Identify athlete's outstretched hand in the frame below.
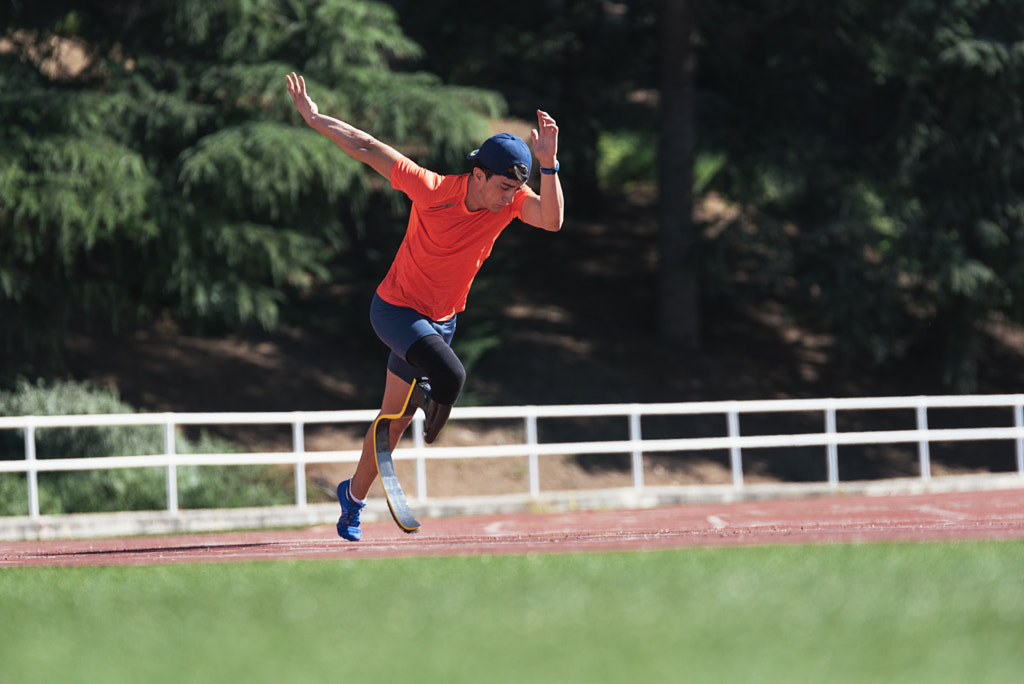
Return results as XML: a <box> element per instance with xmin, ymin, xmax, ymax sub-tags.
<box><xmin>286</xmin><ymin>72</ymin><xmax>319</xmax><ymax>123</ymax></box>
<box><xmin>531</xmin><ymin>110</ymin><xmax>559</xmax><ymax>168</ymax></box>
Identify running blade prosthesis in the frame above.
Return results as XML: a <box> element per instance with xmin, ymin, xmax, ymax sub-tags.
<box><xmin>372</xmin><ymin>379</ymin><xmax>430</xmax><ymax>533</ymax></box>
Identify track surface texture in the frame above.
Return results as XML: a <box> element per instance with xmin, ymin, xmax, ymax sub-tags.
<box><xmin>3</xmin><ymin>488</ymin><xmax>1022</xmax><ymax>567</ymax></box>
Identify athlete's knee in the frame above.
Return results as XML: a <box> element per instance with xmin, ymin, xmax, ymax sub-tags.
<box><xmin>405</xmin><ymin>334</ymin><xmax>465</xmax><ymax>405</ymax></box>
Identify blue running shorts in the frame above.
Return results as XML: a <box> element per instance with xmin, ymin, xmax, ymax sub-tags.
<box><xmin>370</xmin><ymin>292</ymin><xmax>457</xmax><ymax>383</ymax></box>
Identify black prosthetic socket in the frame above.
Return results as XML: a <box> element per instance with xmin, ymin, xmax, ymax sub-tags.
<box><xmin>422</xmin><ymin>401</ymin><xmax>452</xmax><ymax>444</ymax></box>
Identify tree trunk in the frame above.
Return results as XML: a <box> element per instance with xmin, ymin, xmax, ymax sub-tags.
<box><xmin>658</xmin><ymin>0</ymin><xmax>699</xmax><ymax>349</ymax></box>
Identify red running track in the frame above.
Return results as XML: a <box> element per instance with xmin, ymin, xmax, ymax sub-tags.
<box><xmin>2</xmin><ymin>488</ymin><xmax>1022</xmax><ymax>567</ymax></box>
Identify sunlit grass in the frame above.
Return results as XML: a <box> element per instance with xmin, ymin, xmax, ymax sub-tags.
<box><xmin>2</xmin><ymin>541</ymin><xmax>1022</xmax><ymax>683</ymax></box>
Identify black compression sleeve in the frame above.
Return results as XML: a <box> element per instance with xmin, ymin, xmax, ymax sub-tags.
<box><xmin>404</xmin><ymin>334</ymin><xmax>466</xmax><ymax>405</ymax></box>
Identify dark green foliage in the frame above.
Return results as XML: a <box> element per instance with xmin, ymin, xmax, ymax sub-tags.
<box><xmin>5</xmin><ymin>0</ymin><xmax>1024</xmax><ymax>395</ymax></box>
<box><xmin>696</xmin><ymin>0</ymin><xmax>1024</xmax><ymax>389</ymax></box>
<box><xmin>395</xmin><ymin>0</ymin><xmax>1024</xmax><ymax>390</ymax></box>
<box><xmin>1</xmin><ymin>0</ymin><xmax>504</xmax><ymax>362</ymax></box>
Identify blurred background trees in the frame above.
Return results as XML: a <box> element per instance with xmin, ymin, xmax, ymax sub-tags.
<box><xmin>694</xmin><ymin>0</ymin><xmax>1024</xmax><ymax>391</ymax></box>
<box><xmin>3</xmin><ymin>0</ymin><xmax>1024</xmax><ymax>393</ymax></box>
<box><xmin>1</xmin><ymin>0</ymin><xmax>504</xmax><ymax>361</ymax></box>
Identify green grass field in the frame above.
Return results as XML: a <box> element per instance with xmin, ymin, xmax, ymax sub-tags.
<box><xmin>2</xmin><ymin>541</ymin><xmax>1022</xmax><ymax>683</ymax></box>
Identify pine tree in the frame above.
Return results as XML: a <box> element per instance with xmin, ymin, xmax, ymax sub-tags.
<box><xmin>0</xmin><ymin>0</ymin><xmax>506</xmax><ymax>367</ymax></box>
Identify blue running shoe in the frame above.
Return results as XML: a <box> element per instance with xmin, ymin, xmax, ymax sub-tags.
<box><xmin>336</xmin><ymin>479</ymin><xmax>365</xmax><ymax>541</ymax></box>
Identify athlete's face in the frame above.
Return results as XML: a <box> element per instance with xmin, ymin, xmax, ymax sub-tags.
<box><xmin>473</xmin><ymin>169</ymin><xmax>525</xmax><ymax>212</ymax></box>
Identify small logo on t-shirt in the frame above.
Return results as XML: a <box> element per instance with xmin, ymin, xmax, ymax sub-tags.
<box><xmin>430</xmin><ymin>202</ymin><xmax>458</xmax><ymax>209</ymax></box>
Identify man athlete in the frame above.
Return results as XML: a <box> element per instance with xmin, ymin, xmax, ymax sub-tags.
<box><xmin>285</xmin><ymin>72</ymin><xmax>564</xmax><ymax>541</ymax></box>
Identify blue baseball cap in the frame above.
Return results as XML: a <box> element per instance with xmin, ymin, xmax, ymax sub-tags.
<box><xmin>467</xmin><ymin>133</ymin><xmax>532</xmax><ymax>179</ymax></box>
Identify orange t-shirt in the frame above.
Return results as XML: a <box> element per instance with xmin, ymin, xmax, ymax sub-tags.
<box><xmin>376</xmin><ymin>156</ymin><xmax>536</xmax><ymax>321</ymax></box>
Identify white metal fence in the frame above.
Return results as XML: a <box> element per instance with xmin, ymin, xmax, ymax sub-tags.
<box><xmin>2</xmin><ymin>394</ymin><xmax>1024</xmax><ymax>522</ymax></box>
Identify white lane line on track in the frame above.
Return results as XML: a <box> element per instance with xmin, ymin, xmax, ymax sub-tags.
<box><xmin>483</xmin><ymin>521</ymin><xmax>508</xmax><ymax>535</ymax></box>
<box><xmin>913</xmin><ymin>505</ymin><xmax>970</xmax><ymax>521</ymax></box>
<box><xmin>707</xmin><ymin>515</ymin><xmax>728</xmax><ymax>529</ymax></box>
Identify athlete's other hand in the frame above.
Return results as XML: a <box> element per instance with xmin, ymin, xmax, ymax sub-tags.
<box><xmin>286</xmin><ymin>72</ymin><xmax>319</xmax><ymax>123</ymax></box>
<box><xmin>531</xmin><ymin>109</ymin><xmax>558</xmax><ymax>169</ymax></box>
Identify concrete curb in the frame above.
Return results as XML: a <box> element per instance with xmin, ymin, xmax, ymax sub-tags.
<box><xmin>2</xmin><ymin>472</ymin><xmax>1022</xmax><ymax>541</ymax></box>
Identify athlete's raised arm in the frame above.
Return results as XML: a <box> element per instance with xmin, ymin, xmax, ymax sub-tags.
<box><xmin>286</xmin><ymin>72</ymin><xmax>403</xmax><ymax>180</ymax></box>
<box><xmin>520</xmin><ymin>109</ymin><xmax>563</xmax><ymax>232</ymax></box>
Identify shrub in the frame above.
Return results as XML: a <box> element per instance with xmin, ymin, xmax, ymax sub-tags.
<box><xmin>0</xmin><ymin>379</ymin><xmax>293</xmax><ymax>515</ymax></box>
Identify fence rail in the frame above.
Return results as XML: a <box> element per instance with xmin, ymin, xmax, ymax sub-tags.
<box><xmin>3</xmin><ymin>394</ymin><xmax>1024</xmax><ymax>521</ymax></box>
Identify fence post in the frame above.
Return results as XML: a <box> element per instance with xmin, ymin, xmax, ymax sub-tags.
<box><xmin>164</xmin><ymin>419</ymin><xmax>179</xmax><ymax>514</ymax></box>
<box><xmin>825</xmin><ymin>404</ymin><xmax>839</xmax><ymax>487</ymax></box>
<box><xmin>25</xmin><ymin>424</ymin><xmax>40</xmax><ymax>520</ymax></box>
<box><xmin>292</xmin><ymin>419</ymin><xmax>307</xmax><ymax>508</ymax></box>
<box><xmin>727</xmin><ymin>409</ymin><xmax>743</xmax><ymax>488</ymax></box>
<box><xmin>526</xmin><ymin>411</ymin><xmax>539</xmax><ymax>497</ymax></box>
<box><xmin>1016</xmin><ymin>402</ymin><xmax>1024</xmax><ymax>476</ymax></box>
<box><xmin>629</xmin><ymin>410</ymin><xmax>644</xmax><ymax>490</ymax></box>
<box><xmin>413</xmin><ymin>414</ymin><xmax>426</xmax><ymax>500</ymax></box>
<box><xmin>916</xmin><ymin>404</ymin><xmax>931</xmax><ymax>482</ymax></box>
